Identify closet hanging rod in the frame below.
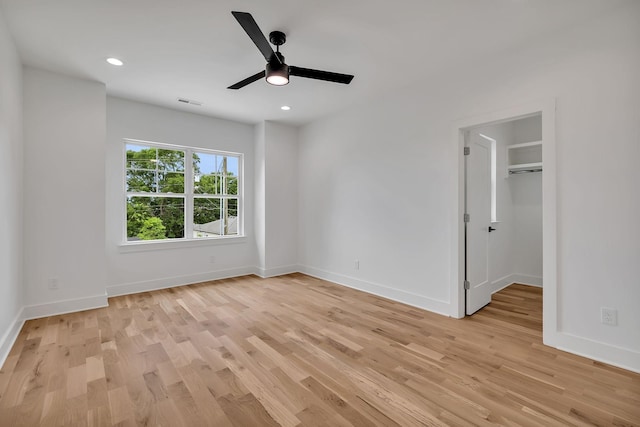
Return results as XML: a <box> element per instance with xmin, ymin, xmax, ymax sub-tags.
<box><xmin>509</xmin><ymin>168</ymin><xmax>542</xmax><ymax>175</ymax></box>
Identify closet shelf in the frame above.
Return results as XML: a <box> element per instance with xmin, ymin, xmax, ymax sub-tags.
<box><xmin>508</xmin><ymin>140</ymin><xmax>542</xmax><ymax>150</ymax></box>
<box><xmin>507</xmin><ymin>140</ymin><xmax>542</xmax><ymax>175</ymax></box>
<box><xmin>508</xmin><ymin>162</ymin><xmax>543</xmax><ymax>174</ymax></box>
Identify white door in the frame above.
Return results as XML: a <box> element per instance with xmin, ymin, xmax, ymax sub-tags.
<box><xmin>465</xmin><ymin>137</ymin><xmax>493</xmax><ymax>315</ymax></box>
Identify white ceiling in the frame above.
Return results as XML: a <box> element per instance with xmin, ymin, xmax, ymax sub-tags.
<box><xmin>0</xmin><ymin>0</ymin><xmax>623</xmax><ymax>125</ymax></box>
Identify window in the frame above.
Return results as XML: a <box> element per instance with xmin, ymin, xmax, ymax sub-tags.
<box><xmin>124</xmin><ymin>139</ymin><xmax>242</xmax><ymax>242</ymax></box>
<box><xmin>479</xmin><ymin>133</ymin><xmax>498</xmax><ymax>223</ymax></box>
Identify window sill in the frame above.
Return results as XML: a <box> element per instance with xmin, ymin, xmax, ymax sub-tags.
<box><xmin>118</xmin><ymin>235</ymin><xmax>248</xmax><ymax>253</ymax></box>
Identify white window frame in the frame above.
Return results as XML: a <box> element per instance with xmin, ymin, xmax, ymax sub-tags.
<box><xmin>121</xmin><ymin>138</ymin><xmax>244</xmax><ymax>247</ymax></box>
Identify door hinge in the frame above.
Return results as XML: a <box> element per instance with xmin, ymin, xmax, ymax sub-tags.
<box><xmin>464</xmin><ymin>213</ymin><xmax>470</xmax><ymax>223</ymax></box>
<box><xmin>464</xmin><ymin>146</ymin><xmax>470</xmax><ymax>155</ymax></box>
<box><xmin>464</xmin><ymin>280</ymin><xmax>470</xmax><ymax>290</ymax></box>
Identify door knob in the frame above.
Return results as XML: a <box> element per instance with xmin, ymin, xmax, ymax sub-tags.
<box><xmin>488</xmin><ymin>226</ymin><xmax>496</xmax><ymax>232</ymax></box>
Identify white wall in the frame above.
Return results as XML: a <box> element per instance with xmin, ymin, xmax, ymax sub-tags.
<box><xmin>254</xmin><ymin>122</ymin><xmax>267</xmax><ymax>272</ymax></box>
<box><xmin>254</xmin><ymin>121</ymin><xmax>299</xmax><ymax>277</ymax></box>
<box><xmin>263</xmin><ymin>122</ymin><xmax>298</xmax><ymax>275</ymax></box>
<box><xmin>0</xmin><ymin>8</ymin><xmax>24</xmax><ymax>364</ymax></box>
<box><xmin>298</xmin><ymin>99</ymin><xmax>452</xmax><ymax>315</ymax></box>
<box><xmin>105</xmin><ymin>97</ymin><xmax>257</xmax><ymax>295</ymax></box>
<box><xmin>23</xmin><ymin>67</ymin><xmax>108</xmax><ymax>316</ymax></box>
<box><xmin>298</xmin><ymin>2</ymin><xmax>640</xmax><ymax>371</ymax></box>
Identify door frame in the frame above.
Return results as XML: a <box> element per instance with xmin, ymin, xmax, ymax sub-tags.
<box><xmin>450</xmin><ymin>99</ymin><xmax>558</xmax><ymax>347</ymax></box>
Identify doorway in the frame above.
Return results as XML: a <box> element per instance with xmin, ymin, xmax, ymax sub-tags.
<box><xmin>465</xmin><ymin>115</ymin><xmax>543</xmax><ymax>315</ymax></box>
<box><xmin>451</xmin><ymin>100</ymin><xmax>557</xmax><ymax>346</ymax></box>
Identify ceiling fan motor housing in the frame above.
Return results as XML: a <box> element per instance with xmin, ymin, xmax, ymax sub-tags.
<box><xmin>267</xmin><ymin>33</ymin><xmax>289</xmax><ymax>86</ymax></box>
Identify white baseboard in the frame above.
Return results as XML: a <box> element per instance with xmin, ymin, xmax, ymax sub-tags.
<box><xmin>254</xmin><ymin>264</ymin><xmax>299</xmax><ymax>278</ymax></box>
<box><xmin>299</xmin><ymin>264</ymin><xmax>451</xmax><ymax>316</ymax></box>
<box><xmin>554</xmin><ymin>331</ymin><xmax>640</xmax><ymax>374</ymax></box>
<box><xmin>0</xmin><ymin>308</ymin><xmax>25</xmax><ymax>369</ymax></box>
<box><xmin>490</xmin><ymin>274</ymin><xmax>516</xmax><ymax>294</ymax></box>
<box><xmin>106</xmin><ymin>266</ymin><xmax>256</xmax><ymax>297</ymax></box>
<box><xmin>510</xmin><ymin>273</ymin><xmax>543</xmax><ymax>287</ymax></box>
<box><xmin>22</xmin><ymin>294</ymin><xmax>109</xmax><ymax>321</ymax></box>
<box><xmin>491</xmin><ymin>273</ymin><xmax>543</xmax><ymax>295</ymax></box>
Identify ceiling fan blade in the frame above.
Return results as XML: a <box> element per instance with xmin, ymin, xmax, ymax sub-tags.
<box><xmin>231</xmin><ymin>11</ymin><xmax>280</xmax><ymax>64</ymax></box>
<box><xmin>227</xmin><ymin>70</ymin><xmax>266</xmax><ymax>90</ymax></box>
<box><xmin>289</xmin><ymin>66</ymin><xmax>354</xmax><ymax>84</ymax></box>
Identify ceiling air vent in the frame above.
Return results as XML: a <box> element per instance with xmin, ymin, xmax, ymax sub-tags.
<box><xmin>177</xmin><ymin>98</ymin><xmax>202</xmax><ymax>106</ymax></box>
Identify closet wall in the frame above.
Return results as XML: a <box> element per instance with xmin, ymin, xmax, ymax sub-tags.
<box><xmin>510</xmin><ymin>116</ymin><xmax>543</xmax><ymax>285</ymax></box>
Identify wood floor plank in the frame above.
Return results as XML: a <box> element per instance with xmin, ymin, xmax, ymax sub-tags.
<box><xmin>0</xmin><ymin>276</ymin><xmax>638</xmax><ymax>426</ymax></box>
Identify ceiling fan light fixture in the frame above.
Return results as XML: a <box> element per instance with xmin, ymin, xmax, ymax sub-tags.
<box><xmin>266</xmin><ymin>61</ymin><xmax>289</xmax><ymax>86</ymax></box>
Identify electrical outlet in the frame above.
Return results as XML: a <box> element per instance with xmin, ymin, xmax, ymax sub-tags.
<box><xmin>354</xmin><ymin>259</ymin><xmax>359</xmax><ymax>270</ymax></box>
<box><xmin>601</xmin><ymin>307</ymin><xmax>618</xmax><ymax>326</ymax></box>
<box><xmin>48</xmin><ymin>278</ymin><xmax>58</xmax><ymax>290</ymax></box>
<box><xmin>209</xmin><ymin>255</ymin><xmax>216</xmax><ymax>264</ymax></box>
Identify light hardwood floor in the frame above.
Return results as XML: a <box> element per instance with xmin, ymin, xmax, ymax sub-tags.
<box><xmin>0</xmin><ymin>274</ymin><xmax>638</xmax><ymax>426</ymax></box>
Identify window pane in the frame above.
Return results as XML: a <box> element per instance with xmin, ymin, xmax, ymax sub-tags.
<box><xmin>192</xmin><ymin>197</ymin><xmax>238</xmax><ymax>238</ymax></box>
<box><xmin>194</xmin><ymin>152</ymin><xmax>218</xmax><ymax>194</ymax></box>
<box><xmin>158</xmin><ymin>172</ymin><xmax>184</xmax><ymax>193</ymax></box>
<box><xmin>225</xmin><ymin>156</ymin><xmax>239</xmax><ymax>177</ymax></box>
<box><xmin>126</xmin><ymin>145</ymin><xmax>156</xmax><ymax>170</ymax></box>
<box><xmin>193</xmin><ymin>198</ymin><xmax>220</xmax><ymax>237</ymax></box>
<box><xmin>226</xmin><ymin>176</ymin><xmax>238</xmax><ymax>195</ymax></box>
<box><xmin>126</xmin><ymin>145</ymin><xmax>186</xmax><ymax>194</ymax></box>
<box><xmin>126</xmin><ymin>196</ymin><xmax>184</xmax><ymax>241</ymax></box>
<box><xmin>158</xmin><ymin>149</ymin><xmax>185</xmax><ymax>172</ymax></box>
<box><xmin>222</xmin><ymin>157</ymin><xmax>238</xmax><ymax>195</ymax></box>
<box><xmin>224</xmin><ymin>198</ymin><xmax>239</xmax><ymax>235</ymax></box>
<box><xmin>194</xmin><ymin>173</ymin><xmax>220</xmax><ymax>195</ymax></box>
<box><xmin>193</xmin><ymin>152</ymin><xmax>239</xmax><ymax>195</ymax></box>
<box><xmin>194</xmin><ymin>152</ymin><xmax>215</xmax><ymax>175</ymax></box>
<box><xmin>126</xmin><ymin>170</ymin><xmax>156</xmax><ymax>192</ymax></box>
<box><xmin>193</xmin><ymin>152</ymin><xmax>204</xmax><ymax>175</ymax></box>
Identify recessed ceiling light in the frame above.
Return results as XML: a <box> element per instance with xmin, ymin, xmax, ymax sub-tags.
<box><xmin>106</xmin><ymin>57</ymin><xmax>123</xmax><ymax>66</ymax></box>
<box><xmin>281</xmin><ymin>105</ymin><xmax>291</xmax><ymax>111</ymax></box>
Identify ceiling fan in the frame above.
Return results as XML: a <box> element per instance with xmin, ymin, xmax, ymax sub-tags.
<box><xmin>228</xmin><ymin>11</ymin><xmax>355</xmax><ymax>90</ymax></box>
